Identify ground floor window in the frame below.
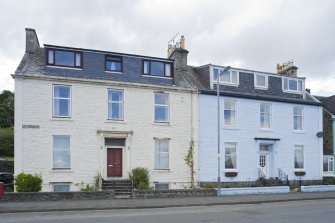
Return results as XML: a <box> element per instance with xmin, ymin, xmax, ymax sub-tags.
<box><xmin>154</xmin><ymin>183</ymin><xmax>169</xmax><ymax>190</ymax></box>
<box><xmin>224</xmin><ymin>142</ymin><xmax>237</xmax><ymax>169</ymax></box>
<box><xmin>323</xmin><ymin>156</ymin><xmax>334</xmax><ymax>172</ymax></box>
<box><xmin>294</xmin><ymin>145</ymin><xmax>304</xmax><ymax>169</ymax></box>
<box><xmin>53</xmin><ymin>183</ymin><xmax>70</xmax><ymax>192</ymax></box>
<box><xmin>154</xmin><ymin>139</ymin><xmax>169</xmax><ymax>170</ymax></box>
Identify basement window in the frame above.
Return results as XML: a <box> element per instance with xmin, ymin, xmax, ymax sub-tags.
<box><xmin>53</xmin><ymin>183</ymin><xmax>70</xmax><ymax>192</ymax></box>
<box><xmin>154</xmin><ymin>183</ymin><xmax>169</xmax><ymax>190</ymax></box>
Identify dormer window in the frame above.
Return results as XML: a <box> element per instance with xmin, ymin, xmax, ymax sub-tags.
<box><xmin>283</xmin><ymin>77</ymin><xmax>302</xmax><ymax>93</ymax></box>
<box><xmin>254</xmin><ymin>74</ymin><xmax>268</xmax><ymax>89</ymax></box>
<box><xmin>47</xmin><ymin>49</ymin><xmax>82</xmax><ymax>68</ymax></box>
<box><xmin>105</xmin><ymin>55</ymin><xmax>122</xmax><ymax>72</ymax></box>
<box><xmin>143</xmin><ymin>60</ymin><xmax>172</xmax><ymax>77</ymax></box>
<box><xmin>213</xmin><ymin>68</ymin><xmax>238</xmax><ymax>86</ymax></box>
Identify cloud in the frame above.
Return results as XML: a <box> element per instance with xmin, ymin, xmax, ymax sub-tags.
<box><xmin>0</xmin><ymin>0</ymin><xmax>334</xmax><ymax>96</ymax></box>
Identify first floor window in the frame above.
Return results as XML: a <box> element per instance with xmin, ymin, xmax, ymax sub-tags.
<box><xmin>293</xmin><ymin>107</ymin><xmax>303</xmax><ymax>130</ymax></box>
<box><xmin>260</xmin><ymin>103</ymin><xmax>271</xmax><ymax>128</ymax></box>
<box><xmin>154</xmin><ymin>183</ymin><xmax>169</xmax><ymax>190</ymax></box>
<box><xmin>155</xmin><ymin>139</ymin><xmax>169</xmax><ymax>170</ymax></box>
<box><xmin>294</xmin><ymin>145</ymin><xmax>304</xmax><ymax>169</ymax></box>
<box><xmin>53</xmin><ymin>183</ymin><xmax>70</xmax><ymax>192</ymax></box>
<box><xmin>225</xmin><ymin>142</ymin><xmax>237</xmax><ymax>169</ymax></box>
<box><xmin>224</xmin><ymin>100</ymin><xmax>236</xmax><ymax>126</ymax></box>
<box><xmin>53</xmin><ymin>135</ymin><xmax>70</xmax><ymax>169</ymax></box>
<box><xmin>53</xmin><ymin>85</ymin><xmax>71</xmax><ymax>117</ymax></box>
<box><xmin>154</xmin><ymin>93</ymin><xmax>169</xmax><ymax>122</ymax></box>
<box><xmin>108</xmin><ymin>89</ymin><xmax>124</xmax><ymax>120</ymax></box>
<box><xmin>323</xmin><ymin>156</ymin><xmax>334</xmax><ymax>172</ymax></box>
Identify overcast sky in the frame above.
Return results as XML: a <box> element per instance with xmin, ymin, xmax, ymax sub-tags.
<box><xmin>0</xmin><ymin>0</ymin><xmax>334</xmax><ymax>96</ymax></box>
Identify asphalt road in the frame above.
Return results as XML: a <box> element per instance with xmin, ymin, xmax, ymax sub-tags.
<box><xmin>1</xmin><ymin>199</ymin><xmax>334</xmax><ymax>223</ymax></box>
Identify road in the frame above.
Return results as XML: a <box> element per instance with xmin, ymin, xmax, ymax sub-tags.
<box><xmin>1</xmin><ymin>199</ymin><xmax>334</xmax><ymax>223</ymax></box>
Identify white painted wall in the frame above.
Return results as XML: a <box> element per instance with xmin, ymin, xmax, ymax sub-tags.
<box><xmin>198</xmin><ymin>94</ymin><xmax>323</xmax><ymax>183</ymax></box>
<box><xmin>14</xmin><ymin>77</ymin><xmax>196</xmax><ymax>191</ymax></box>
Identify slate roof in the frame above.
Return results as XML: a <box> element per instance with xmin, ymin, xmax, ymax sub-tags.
<box><xmin>316</xmin><ymin>95</ymin><xmax>335</xmax><ymax>115</ymax></box>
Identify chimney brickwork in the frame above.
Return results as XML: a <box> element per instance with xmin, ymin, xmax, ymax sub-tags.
<box><xmin>25</xmin><ymin>28</ymin><xmax>40</xmax><ymax>54</ymax></box>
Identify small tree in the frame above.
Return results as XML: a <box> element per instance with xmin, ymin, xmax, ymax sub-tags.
<box><xmin>129</xmin><ymin>167</ymin><xmax>150</xmax><ymax>189</ymax></box>
<box><xmin>15</xmin><ymin>173</ymin><xmax>42</xmax><ymax>192</ymax></box>
<box><xmin>184</xmin><ymin>140</ymin><xmax>195</xmax><ymax>188</ymax></box>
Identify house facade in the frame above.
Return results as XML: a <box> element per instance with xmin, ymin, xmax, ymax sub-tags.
<box><xmin>13</xmin><ymin>29</ymin><xmax>197</xmax><ymax>192</ymax></box>
<box><xmin>191</xmin><ymin>64</ymin><xmax>324</xmax><ymax>186</ymax></box>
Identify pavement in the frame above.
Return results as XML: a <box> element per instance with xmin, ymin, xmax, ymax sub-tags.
<box><xmin>1</xmin><ymin>192</ymin><xmax>335</xmax><ymax>214</ymax></box>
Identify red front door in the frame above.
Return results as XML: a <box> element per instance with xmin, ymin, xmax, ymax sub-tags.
<box><xmin>107</xmin><ymin>148</ymin><xmax>122</xmax><ymax>177</ymax></box>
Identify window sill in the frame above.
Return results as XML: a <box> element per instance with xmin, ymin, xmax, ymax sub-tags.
<box><xmin>282</xmin><ymin>90</ymin><xmax>303</xmax><ymax>94</ymax></box>
<box><xmin>293</xmin><ymin>130</ymin><xmax>305</xmax><ymax>134</ymax></box>
<box><xmin>50</xmin><ymin>118</ymin><xmax>73</xmax><ymax>122</ymax></box>
<box><xmin>50</xmin><ymin>169</ymin><xmax>73</xmax><ymax>173</ymax></box>
<box><xmin>104</xmin><ymin>70</ymin><xmax>123</xmax><ymax>74</ymax></box>
<box><xmin>153</xmin><ymin>169</ymin><xmax>170</xmax><ymax>173</ymax></box>
<box><xmin>259</xmin><ymin>128</ymin><xmax>274</xmax><ymax>132</ymax></box>
<box><xmin>217</xmin><ymin>82</ymin><xmax>239</xmax><ymax>87</ymax></box>
<box><xmin>223</xmin><ymin>126</ymin><xmax>238</xmax><ymax>130</ymax></box>
<box><xmin>224</xmin><ymin>169</ymin><xmax>238</xmax><ymax>173</ymax></box>
<box><xmin>255</xmin><ymin>86</ymin><xmax>268</xmax><ymax>90</ymax></box>
<box><xmin>46</xmin><ymin>65</ymin><xmax>83</xmax><ymax>70</ymax></box>
<box><xmin>142</xmin><ymin>74</ymin><xmax>173</xmax><ymax>79</ymax></box>
<box><xmin>105</xmin><ymin>119</ymin><xmax>126</xmax><ymax>124</ymax></box>
<box><xmin>153</xmin><ymin>122</ymin><xmax>170</xmax><ymax>126</ymax></box>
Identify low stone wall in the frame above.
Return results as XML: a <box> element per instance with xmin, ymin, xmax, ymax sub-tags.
<box><xmin>219</xmin><ymin>186</ymin><xmax>290</xmax><ymax>196</ymax></box>
<box><xmin>133</xmin><ymin>189</ymin><xmax>216</xmax><ymax>199</ymax></box>
<box><xmin>0</xmin><ymin>191</ymin><xmax>115</xmax><ymax>202</ymax></box>
<box><xmin>301</xmin><ymin>185</ymin><xmax>335</xmax><ymax>192</ymax></box>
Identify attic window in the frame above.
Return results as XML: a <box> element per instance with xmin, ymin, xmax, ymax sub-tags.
<box><xmin>47</xmin><ymin>49</ymin><xmax>82</xmax><ymax>68</ymax></box>
<box><xmin>213</xmin><ymin>68</ymin><xmax>238</xmax><ymax>86</ymax></box>
<box><xmin>254</xmin><ymin>74</ymin><xmax>268</xmax><ymax>89</ymax></box>
<box><xmin>283</xmin><ymin>77</ymin><xmax>302</xmax><ymax>93</ymax></box>
<box><xmin>143</xmin><ymin>60</ymin><xmax>172</xmax><ymax>77</ymax></box>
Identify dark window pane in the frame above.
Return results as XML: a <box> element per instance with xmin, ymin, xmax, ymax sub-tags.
<box><xmin>55</xmin><ymin>51</ymin><xmax>75</xmax><ymax>67</ymax></box>
<box><xmin>107</xmin><ymin>56</ymin><xmax>122</xmax><ymax>62</ymax></box>
<box><xmin>151</xmin><ymin>61</ymin><xmax>164</xmax><ymax>76</ymax></box>
<box><xmin>105</xmin><ymin>138</ymin><xmax>125</xmax><ymax>146</ymax></box>
<box><xmin>289</xmin><ymin>80</ymin><xmax>297</xmax><ymax>90</ymax></box>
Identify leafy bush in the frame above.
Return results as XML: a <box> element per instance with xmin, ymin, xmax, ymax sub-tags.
<box><xmin>80</xmin><ymin>184</ymin><xmax>95</xmax><ymax>192</ymax></box>
<box><xmin>129</xmin><ymin>167</ymin><xmax>150</xmax><ymax>189</ymax></box>
<box><xmin>15</xmin><ymin>173</ymin><xmax>42</xmax><ymax>192</ymax></box>
<box><xmin>0</xmin><ymin>127</ymin><xmax>14</xmax><ymax>156</ymax></box>
<box><xmin>202</xmin><ymin>182</ymin><xmax>214</xmax><ymax>189</ymax></box>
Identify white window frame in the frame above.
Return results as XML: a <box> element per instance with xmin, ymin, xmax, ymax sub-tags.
<box><xmin>224</xmin><ymin>100</ymin><xmax>236</xmax><ymax>127</ymax></box>
<box><xmin>323</xmin><ymin>156</ymin><xmax>334</xmax><ymax>173</ymax></box>
<box><xmin>53</xmin><ymin>85</ymin><xmax>71</xmax><ymax>118</ymax></box>
<box><xmin>53</xmin><ymin>135</ymin><xmax>71</xmax><ymax>169</ymax></box>
<box><xmin>224</xmin><ymin>142</ymin><xmax>237</xmax><ymax>171</ymax></box>
<box><xmin>154</xmin><ymin>92</ymin><xmax>169</xmax><ymax>123</ymax></box>
<box><xmin>254</xmin><ymin>74</ymin><xmax>268</xmax><ymax>89</ymax></box>
<box><xmin>282</xmin><ymin>77</ymin><xmax>303</xmax><ymax>93</ymax></box>
<box><xmin>53</xmin><ymin>183</ymin><xmax>71</xmax><ymax>192</ymax></box>
<box><xmin>107</xmin><ymin>89</ymin><xmax>124</xmax><ymax>121</ymax></box>
<box><xmin>154</xmin><ymin>139</ymin><xmax>170</xmax><ymax>170</ymax></box>
<box><xmin>260</xmin><ymin>103</ymin><xmax>272</xmax><ymax>129</ymax></box>
<box><xmin>293</xmin><ymin>106</ymin><xmax>303</xmax><ymax>131</ymax></box>
<box><xmin>294</xmin><ymin>145</ymin><xmax>304</xmax><ymax>170</ymax></box>
<box><xmin>213</xmin><ymin>68</ymin><xmax>239</xmax><ymax>86</ymax></box>
<box><xmin>154</xmin><ymin>183</ymin><xmax>170</xmax><ymax>190</ymax></box>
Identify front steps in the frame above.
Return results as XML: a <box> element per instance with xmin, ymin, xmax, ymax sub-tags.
<box><xmin>101</xmin><ymin>179</ymin><xmax>132</xmax><ymax>197</ymax></box>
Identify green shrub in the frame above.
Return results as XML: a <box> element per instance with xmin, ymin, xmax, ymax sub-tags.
<box><xmin>202</xmin><ymin>182</ymin><xmax>214</xmax><ymax>189</ymax></box>
<box><xmin>137</xmin><ymin>182</ymin><xmax>150</xmax><ymax>190</ymax></box>
<box><xmin>15</xmin><ymin>173</ymin><xmax>42</xmax><ymax>192</ymax></box>
<box><xmin>129</xmin><ymin>167</ymin><xmax>150</xmax><ymax>189</ymax></box>
<box><xmin>0</xmin><ymin>127</ymin><xmax>14</xmax><ymax>156</ymax></box>
<box><xmin>80</xmin><ymin>184</ymin><xmax>94</xmax><ymax>192</ymax></box>
<box><xmin>323</xmin><ymin>177</ymin><xmax>335</xmax><ymax>185</ymax></box>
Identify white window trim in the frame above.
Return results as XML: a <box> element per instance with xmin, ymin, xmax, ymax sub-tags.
<box><xmin>224</xmin><ymin>142</ymin><xmax>238</xmax><ymax>171</ymax></box>
<box><xmin>293</xmin><ymin>106</ymin><xmax>304</xmax><ymax>131</ymax></box>
<box><xmin>107</xmin><ymin>89</ymin><xmax>124</xmax><ymax>121</ymax></box>
<box><xmin>52</xmin><ymin>84</ymin><xmax>72</xmax><ymax>118</ymax></box>
<box><xmin>282</xmin><ymin>77</ymin><xmax>303</xmax><ymax>94</ymax></box>
<box><xmin>52</xmin><ymin>135</ymin><xmax>71</xmax><ymax>170</ymax></box>
<box><xmin>154</xmin><ymin>92</ymin><xmax>170</xmax><ymax>123</ymax></box>
<box><xmin>224</xmin><ymin>99</ymin><xmax>237</xmax><ymax>127</ymax></box>
<box><xmin>260</xmin><ymin>103</ymin><xmax>272</xmax><ymax>129</ymax></box>
<box><xmin>294</xmin><ymin>145</ymin><xmax>304</xmax><ymax>170</ymax></box>
<box><xmin>254</xmin><ymin>73</ymin><xmax>268</xmax><ymax>89</ymax></box>
<box><xmin>213</xmin><ymin>68</ymin><xmax>239</xmax><ymax>86</ymax></box>
<box><xmin>154</xmin><ymin>138</ymin><xmax>170</xmax><ymax>170</ymax></box>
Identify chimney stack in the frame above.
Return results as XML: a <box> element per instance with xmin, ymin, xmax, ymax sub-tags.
<box><xmin>168</xmin><ymin>35</ymin><xmax>189</xmax><ymax>71</ymax></box>
<box><xmin>276</xmin><ymin>60</ymin><xmax>298</xmax><ymax>77</ymax></box>
<box><xmin>25</xmin><ymin>28</ymin><xmax>40</xmax><ymax>54</ymax></box>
